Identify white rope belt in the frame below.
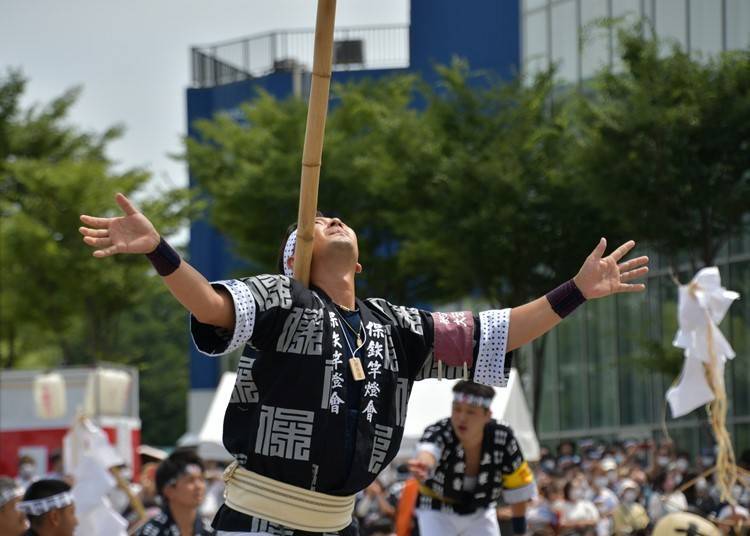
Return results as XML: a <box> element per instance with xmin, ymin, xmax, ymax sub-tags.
<box><xmin>223</xmin><ymin>462</ymin><xmax>355</xmax><ymax>532</ymax></box>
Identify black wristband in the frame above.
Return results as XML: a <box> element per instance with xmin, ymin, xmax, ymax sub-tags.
<box><xmin>145</xmin><ymin>237</ymin><xmax>181</xmax><ymax>276</ymax></box>
<box><xmin>511</xmin><ymin>515</ymin><xmax>527</xmax><ymax>535</ymax></box>
<box><xmin>545</xmin><ymin>279</ymin><xmax>586</xmax><ymax>318</ymax></box>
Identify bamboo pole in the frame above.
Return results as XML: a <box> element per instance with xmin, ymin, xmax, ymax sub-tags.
<box><xmin>292</xmin><ymin>0</ymin><xmax>337</xmax><ymax>287</ymax></box>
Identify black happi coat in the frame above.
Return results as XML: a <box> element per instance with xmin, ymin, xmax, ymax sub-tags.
<box><xmin>191</xmin><ymin>275</ymin><xmax>512</xmax><ymax>535</ymax></box>
<box><xmin>418</xmin><ymin>418</ymin><xmax>534</xmax><ymax>515</ymax></box>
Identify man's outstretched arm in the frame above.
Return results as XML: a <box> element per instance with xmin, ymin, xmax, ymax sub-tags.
<box><xmin>79</xmin><ymin>193</ymin><xmax>235</xmax><ymax>329</ymax></box>
<box><xmin>506</xmin><ymin>238</ymin><xmax>649</xmax><ymax>351</ymax></box>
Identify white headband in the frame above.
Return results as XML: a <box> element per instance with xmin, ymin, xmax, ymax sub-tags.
<box><xmin>283</xmin><ymin>230</ymin><xmax>297</xmax><ymax>278</ymax></box>
<box><xmin>0</xmin><ymin>486</ymin><xmax>23</xmax><ymax>508</ymax></box>
<box><xmin>453</xmin><ymin>392</ymin><xmax>492</xmax><ymax>409</ymax></box>
<box><xmin>17</xmin><ymin>491</ymin><xmax>74</xmax><ymax>516</ymax></box>
<box><xmin>165</xmin><ymin>463</ymin><xmax>203</xmax><ymax>488</ymax></box>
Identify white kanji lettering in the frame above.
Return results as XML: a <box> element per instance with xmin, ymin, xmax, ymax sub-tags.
<box><xmin>330</xmin><ymin>351</ymin><xmax>343</xmax><ymax>368</ymax></box>
<box><xmin>331</xmin><ymin>372</ymin><xmax>344</xmax><ymax>389</ymax></box>
<box><xmin>366</xmin><ymin>321</ymin><xmax>385</xmax><ymax>339</ymax></box>
<box><xmin>367</xmin><ymin>360</ymin><xmax>382</xmax><ymax>379</ymax></box>
<box><xmin>363</xmin><ymin>400</ymin><xmax>378</xmax><ymax>422</ymax></box>
<box><xmin>364</xmin><ymin>381</ymin><xmax>381</xmax><ymax>398</ymax></box>
<box><xmin>329</xmin><ymin>392</ymin><xmax>345</xmax><ymax>414</ymax></box>
<box><xmin>367</xmin><ymin>340</ymin><xmax>384</xmax><ymax>360</ymax></box>
<box><xmin>329</xmin><ymin>312</ymin><xmax>339</xmax><ymax>329</ymax></box>
<box><xmin>332</xmin><ymin>332</ymin><xmax>342</xmax><ymax>349</ymax></box>
<box><xmin>435</xmin><ymin>312</ymin><xmax>451</xmax><ymax>325</ymax></box>
<box><xmin>450</xmin><ymin>312</ymin><xmax>468</xmax><ymax>327</ymax></box>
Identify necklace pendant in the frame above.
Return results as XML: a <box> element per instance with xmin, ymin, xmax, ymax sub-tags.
<box><xmin>349</xmin><ymin>357</ymin><xmax>365</xmax><ymax>381</ymax></box>
<box><xmin>357</xmin><ymin>335</ymin><xmax>363</xmax><ymax>347</ymax></box>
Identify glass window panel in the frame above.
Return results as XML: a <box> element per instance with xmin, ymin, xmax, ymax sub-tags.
<box><xmin>525</xmin><ymin>10</ymin><xmax>550</xmax><ymax>77</ymax></box>
<box><xmin>538</xmin><ymin>332</ymin><xmax>560</xmax><ymax>432</ymax></box>
<box><xmin>557</xmin><ymin>312</ymin><xmax>589</xmax><ymax>430</ymax></box>
<box><xmin>728</xmin><ymin>261</ymin><xmax>750</xmax><ymax>416</ymax></box>
<box><xmin>612</xmin><ymin>0</ymin><xmax>642</xmax><ymax>20</ymax></box>
<box><xmin>656</xmin><ymin>0</ymin><xmax>688</xmax><ymax>51</ymax></box>
<box><xmin>586</xmin><ymin>294</ymin><xmax>619</xmax><ymax>428</ymax></box>
<box><xmin>525</xmin><ymin>0</ymin><xmax>548</xmax><ymax>11</ymax></box>
<box><xmin>689</xmin><ymin>0</ymin><xmax>722</xmax><ymax>57</ymax></box>
<box><xmin>727</xmin><ymin>0</ymin><xmax>750</xmax><ymax>50</ymax></box>
<box><xmin>581</xmin><ymin>0</ymin><xmax>611</xmax><ymax>78</ymax></box>
<box><xmin>551</xmin><ymin>0</ymin><xmax>579</xmax><ymax>81</ymax></box>
<box><xmin>734</xmin><ymin>423</ymin><xmax>750</xmax><ymax>458</ymax></box>
<box><xmin>617</xmin><ymin>292</ymin><xmax>653</xmax><ymax>425</ymax></box>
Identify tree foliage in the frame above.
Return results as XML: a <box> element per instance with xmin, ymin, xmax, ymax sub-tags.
<box><xmin>0</xmin><ymin>70</ymin><xmax>189</xmax><ymax>444</ymax></box>
<box><xmin>573</xmin><ymin>23</ymin><xmax>750</xmax><ymax>269</ymax></box>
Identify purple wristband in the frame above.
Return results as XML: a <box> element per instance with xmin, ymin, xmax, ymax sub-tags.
<box><xmin>546</xmin><ymin>279</ymin><xmax>586</xmax><ymax>318</ymax></box>
<box><xmin>145</xmin><ymin>237</ymin><xmax>181</xmax><ymax>276</ymax></box>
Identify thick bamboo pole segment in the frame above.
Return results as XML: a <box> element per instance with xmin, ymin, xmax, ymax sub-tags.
<box><xmin>293</xmin><ymin>0</ymin><xmax>337</xmax><ymax>287</ymax></box>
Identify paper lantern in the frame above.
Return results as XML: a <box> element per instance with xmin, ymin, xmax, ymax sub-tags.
<box><xmin>84</xmin><ymin>369</ymin><xmax>131</xmax><ymax>416</ymax></box>
<box><xmin>33</xmin><ymin>372</ymin><xmax>67</xmax><ymax>419</ymax></box>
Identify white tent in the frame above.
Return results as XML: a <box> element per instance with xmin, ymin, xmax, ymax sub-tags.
<box><xmin>196</xmin><ymin>372</ymin><xmax>236</xmax><ymax>462</ymax></box>
<box><xmin>197</xmin><ymin>368</ymin><xmax>540</xmax><ymax>463</ymax></box>
<box><xmin>401</xmin><ymin>368</ymin><xmax>540</xmax><ymax>461</ymax></box>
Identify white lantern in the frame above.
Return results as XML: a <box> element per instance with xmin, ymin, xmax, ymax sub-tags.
<box><xmin>84</xmin><ymin>369</ymin><xmax>132</xmax><ymax>416</ymax></box>
<box><xmin>33</xmin><ymin>372</ymin><xmax>67</xmax><ymax>419</ymax></box>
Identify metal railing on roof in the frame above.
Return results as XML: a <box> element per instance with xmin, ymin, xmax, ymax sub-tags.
<box><xmin>191</xmin><ymin>24</ymin><xmax>410</xmax><ymax>88</ymax></box>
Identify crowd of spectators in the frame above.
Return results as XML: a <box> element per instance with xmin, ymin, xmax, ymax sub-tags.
<box><xmin>352</xmin><ymin>439</ymin><xmax>750</xmax><ymax>536</ymax></box>
<box><xmin>4</xmin><ymin>438</ymin><xmax>750</xmax><ymax>535</ymax></box>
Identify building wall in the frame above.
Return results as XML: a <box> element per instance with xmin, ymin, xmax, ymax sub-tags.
<box><xmin>522</xmin><ymin>0</ymin><xmax>750</xmax><ymax>83</ymax></box>
<box><xmin>519</xmin><ymin>0</ymin><xmax>750</xmax><ymax>453</ymax></box>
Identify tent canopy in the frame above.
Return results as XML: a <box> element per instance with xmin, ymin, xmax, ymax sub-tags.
<box><xmin>197</xmin><ymin>368</ymin><xmax>539</xmax><ymax>463</ymax></box>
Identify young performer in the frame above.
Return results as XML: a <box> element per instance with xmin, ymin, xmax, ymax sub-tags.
<box><xmin>17</xmin><ymin>479</ymin><xmax>77</xmax><ymax>536</ymax></box>
<box><xmin>408</xmin><ymin>381</ymin><xmax>534</xmax><ymax>536</ymax></box>
<box><xmin>0</xmin><ymin>477</ymin><xmax>28</xmax><ymax>536</ymax></box>
<box><xmin>135</xmin><ymin>449</ymin><xmax>214</xmax><ymax>536</ymax></box>
<box><xmin>79</xmin><ymin>194</ymin><xmax>649</xmax><ymax>535</ymax></box>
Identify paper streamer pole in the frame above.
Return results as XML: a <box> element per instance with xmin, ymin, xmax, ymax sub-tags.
<box><xmin>293</xmin><ymin>0</ymin><xmax>338</xmax><ymax>287</ymax></box>
<box><xmin>667</xmin><ymin>267</ymin><xmax>740</xmax><ymax>502</ymax></box>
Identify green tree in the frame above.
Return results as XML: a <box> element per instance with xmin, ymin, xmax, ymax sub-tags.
<box><xmin>0</xmin><ymin>70</ymin><xmax>189</xmax><ymax>444</ymax></box>
<box><xmin>573</xmin><ymin>24</ymin><xmax>750</xmax><ymax>271</ymax></box>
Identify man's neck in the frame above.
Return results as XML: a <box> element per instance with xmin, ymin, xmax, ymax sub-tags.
<box><xmin>311</xmin><ymin>267</ymin><xmax>357</xmax><ymax>310</ymax></box>
<box><xmin>169</xmin><ymin>503</ymin><xmax>196</xmax><ymax>534</ymax></box>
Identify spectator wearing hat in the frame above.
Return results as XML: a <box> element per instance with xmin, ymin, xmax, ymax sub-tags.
<box><xmin>590</xmin><ymin>460</ymin><xmax>619</xmax><ymax>536</ymax></box>
<box><xmin>612</xmin><ymin>479</ymin><xmax>649</xmax><ymax>535</ymax></box>
<box><xmin>17</xmin><ymin>479</ymin><xmax>77</xmax><ymax>536</ymax></box>
<box><xmin>0</xmin><ymin>477</ymin><xmax>28</xmax><ymax>536</ymax></box>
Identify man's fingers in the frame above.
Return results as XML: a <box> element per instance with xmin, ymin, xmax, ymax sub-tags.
<box><xmin>79</xmin><ymin>227</ymin><xmax>109</xmax><ymax>238</ymax></box>
<box><xmin>610</xmin><ymin>240</ymin><xmax>636</xmax><ymax>262</ymax></box>
<box><xmin>115</xmin><ymin>193</ymin><xmax>138</xmax><ymax>216</ymax></box>
<box><xmin>590</xmin><ymin>237</ymin><xmax>607</xmax><ymax>260</ymax></box>
<box><xmin>92</xmin><ymin>244</ymin><xmax>120</xmax><ymax>258</ymax></box>
<box><xmin>621</xmin><ymin>266</ymin><xmax>649</xmax><ymax>282</ymax></box>
<box><xmin>80</xmin><ymin>214</ymin><xmax>111</xmax><ymax>228</ymax></box>
<box><xmin>618</xmin><ymin>256</ymin><xmax>649</xmax><ymax>272</ymax></box>
<box><xmin>83</xmin><ymin>236</ymin><xmax>113</xmax><ymax>248</ymax></box>
<box><xmin>619</xmin><ymin>283</ymin><xmax>646</xmax><ymax>293</ymax></box>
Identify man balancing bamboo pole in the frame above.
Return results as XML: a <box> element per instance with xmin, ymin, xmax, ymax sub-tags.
<box><xmin>78</xmin><ymin>6</ymin><xmax>650</xmax><ymax>536</ymax></box>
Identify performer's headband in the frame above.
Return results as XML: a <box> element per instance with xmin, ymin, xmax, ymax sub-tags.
<box><xmin>453</xmin><ymin>392</ymin><xmax>492</xmax><ymax>409</ymax></box>
<box><xmin>164</xmin><ymin>463</ymin><xmax>203</xmax><ymax>488</ymax></box>
<box><xmin>0</xmin><ymin>486</ymin><xmax>23</xmax><ymax>508</ymax></box>
<box><xmin>283</xmin><ymin>230</ymin><xmax>297</xmax><ymax>278</ymax></box>
<box><xmin>16</xmin><ymin>491</ymin><xmax>74</xmax><ymax>516</ymax></box>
